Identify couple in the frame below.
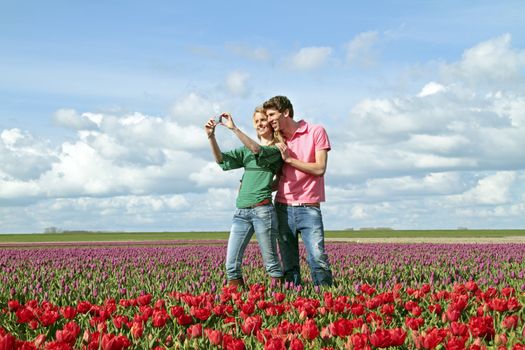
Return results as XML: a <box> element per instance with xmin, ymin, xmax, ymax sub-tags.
<box><xmin>205</xmin><ymin>95</ymin><xmax>333</xmax><ymax>288</ymax></box>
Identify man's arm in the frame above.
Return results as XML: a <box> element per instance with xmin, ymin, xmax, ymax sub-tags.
<box><xmin>277</xmin><ymin>144</ymin><xmax>328</xmax><ymax>176</ymax></box>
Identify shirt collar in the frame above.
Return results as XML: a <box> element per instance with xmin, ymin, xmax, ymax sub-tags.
<box><xmin>288</xmin><ymin>120</ymin><xmax>308</xmax><ymax>140</ymax></box>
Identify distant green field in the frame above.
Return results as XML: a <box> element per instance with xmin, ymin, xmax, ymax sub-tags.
<box><xmin>0</xmin><ymin>229</ymin><xmax>524</xmax><ymax>243</ymax></box>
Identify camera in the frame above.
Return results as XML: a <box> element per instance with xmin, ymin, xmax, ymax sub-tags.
<box><xmin>213</xmin><ymin>115</ymin><xmax>223</xmax><ymax>124</ymax></box>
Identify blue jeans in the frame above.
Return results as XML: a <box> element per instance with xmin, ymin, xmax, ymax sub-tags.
<box><xmin>275</xmin><ymin>203</ymin><xmax>333</xmax><ymax>286</ymax></box>
<box><xmin>225</xmin><ymin>205</ymin><xmax>283</xmax><ymax>281</ymax></box>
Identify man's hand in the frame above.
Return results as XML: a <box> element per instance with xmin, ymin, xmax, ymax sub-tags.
<box><xmin>276</xmin><ymin>143</ymin><xmax>291</xmax><ymax>163</ymax></box>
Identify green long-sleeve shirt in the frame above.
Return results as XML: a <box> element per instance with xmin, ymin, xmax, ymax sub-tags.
<box><xmin>219</xmin><ymin>146</ymin><xmax>282</xmax><ymax>208</ymax></box>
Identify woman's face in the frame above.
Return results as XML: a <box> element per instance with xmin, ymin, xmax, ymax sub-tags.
<box><xmin>253</xmin><ymin>112</ymin><xmax>272</xmax><ymax>138</ymax></box>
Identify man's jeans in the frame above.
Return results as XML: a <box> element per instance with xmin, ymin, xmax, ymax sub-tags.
<box><xmin>275</xmin><ymin>203</ymin><xmax>333</xmax><ymax>286</ymax></box>
<box><xmin>225</xmin><ymin>205</ymin><xmax>283</xmax><ymax>281</ymax></box>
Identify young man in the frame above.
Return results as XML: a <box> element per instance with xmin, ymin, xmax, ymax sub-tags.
<box><xmin>263</xmin><ymin>95</ymin><xmax>333</xmax><ymax>286</ymax></box>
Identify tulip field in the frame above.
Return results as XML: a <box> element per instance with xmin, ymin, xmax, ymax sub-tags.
<box><xmin>1</xmin><ymin>241</ymin><xmax>524</xmax><ymax>349</ymax></box>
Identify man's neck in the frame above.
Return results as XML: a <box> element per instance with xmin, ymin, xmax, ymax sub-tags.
<box><xmin>281</xmin><ymin>119</ymin><xmax>300</xmax><ymax>139</ymax></box>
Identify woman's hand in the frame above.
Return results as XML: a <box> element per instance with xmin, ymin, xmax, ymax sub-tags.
<box><xmin>204</xmin><ymin>118</ymin><xmax>216</xmax><ymax>138</ymax></box>
<box><xmin>219</xmin><ymin>113</ymin><xmax>236</xmax><ymax>130</ymax></box>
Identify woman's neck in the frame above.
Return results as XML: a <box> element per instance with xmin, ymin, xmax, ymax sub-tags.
<box><xmin>259</xmin><ymin>134</ymin><xmax>273</xmax><ymax>146</ymax></box>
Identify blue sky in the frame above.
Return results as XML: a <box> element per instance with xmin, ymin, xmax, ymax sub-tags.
<box><xmin>1</xmin><ymin>1</ymin><xmax>525</xmax><ymax>233</ymax></box>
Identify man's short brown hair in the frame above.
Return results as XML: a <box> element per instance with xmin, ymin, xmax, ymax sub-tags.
<box><xmin>263</xmin><ymin>95</ymin><xmax>294</xmax><ymax>119</ymax></box>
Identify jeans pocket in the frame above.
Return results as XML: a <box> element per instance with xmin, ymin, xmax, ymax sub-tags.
<box><xmin>253</xmin><ymin>205</ymin><xmax>273</xmax><ymax>231</ymax></box>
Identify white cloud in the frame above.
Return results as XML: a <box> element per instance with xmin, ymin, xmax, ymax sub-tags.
<box><xmin>418</xmin><ymin>82</ymin><xmax>446</xmax><ymax>97</ymax></box>
<box><xmin>189</xmin><ymin>162</ymin><xmax>241</xmax><ymax>188</ymax></box>
<box><xmin>0</xmin><ymin>110</ymin><xmax>213</xmax><ymax>204</ymax></box>
<box><xmin>225</xmin><ymin>70</ymin><xmax>251</xmax><ymax>97</ymax></box>
<box><xmin>54</xmin><ymin>109</ymin><xmax>99</xmax><ymax>130</ymax></box>
<box><xmin>0</xmin><ymin>129</ymin><xmax>58</xmax><ymax>181</ymax></box>
<box><xmin>443</xmin><ymin>33</ymin><xmax>525</xmax><ymax>86</ymax></box>
<box><xmin>448</xmin><ymin>171</ymin><xmax>517</xmax><ymax>205</ymax></box>
<box><xmin>404</xmin><ymin>134</ymin><xmax>470</xmax><ymax>154</ymax></box>
<box><xmin>288</xmin><ymin>46</ymin><xmax>332</xmax><ymax>70</ymax></box>
<box><xmin>491</xmin><ymin>92</ymin><xmax>525</xmax><ymax>127</ymax></box>
<box><xmin>345</xmin><ymin>31</ymin><xmax>379</xmax><ymax>66</ymax></box>
<box><xmin>170</xmin><ymin>93</ymin><xmax>222</xmax><ymax>126</ymax></box>
<box><xmin>3</xmin><ymin>34</ymin><xmax>525</xmax><ymax>231</ymax></box>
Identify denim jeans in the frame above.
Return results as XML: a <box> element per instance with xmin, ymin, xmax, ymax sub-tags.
<box><xmin>275</xmin><ymin>203</ymin><xmax>333</xmax><ymax>286</ymax></box>
<box><xmin>225</xmin><ymin>204</ymin><xmax>283</xmax><ymax>281</ymax></box>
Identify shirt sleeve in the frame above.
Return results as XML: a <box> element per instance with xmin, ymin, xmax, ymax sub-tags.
<box><xmin>313</xmin><ymin>125</ymin><xmax>331</xmax><ymax>151</ymax></box>
<box><xmin>218</xmin><ymin>147</ymin><xmax>245</xmax><ymax>170</ymax></box>
<box><xmin>255</xmin><ymin>146</ymin><xmax>282</xmax><ymax>168</ymax></box>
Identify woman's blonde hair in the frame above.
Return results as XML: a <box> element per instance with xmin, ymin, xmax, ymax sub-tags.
<box><xmin>253</xmin><ymin>106</ymin><xmax>283</xmax><ymax>146</ymax></box>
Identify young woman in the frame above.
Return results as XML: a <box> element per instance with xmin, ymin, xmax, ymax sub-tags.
<box><xmin>204</xmin><ymin>107</ymin><xmax>283</xmax><ymax>288</ymax></box>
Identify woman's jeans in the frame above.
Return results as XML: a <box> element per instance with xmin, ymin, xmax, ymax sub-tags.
<box><xmin>275</xmin><ymin>203</ymin><xmax>333</xmax><ymax>286</ymax></box>
<box><xmin>225</xmin><ymin>204</ymin><xmax>283</xmax><ymax>281</ymax></box>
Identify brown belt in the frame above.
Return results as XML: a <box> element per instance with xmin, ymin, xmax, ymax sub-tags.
<box><xmin>278</xmin><ymin>202</ymin><xmax>320</xmax><ymax>208</ymax></box>
<box><xmin>244</xmin><ymin>198</ymin><xmax>271</xmax><ymax>209</ymax></box>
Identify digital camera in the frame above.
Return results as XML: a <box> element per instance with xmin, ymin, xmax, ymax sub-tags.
<box><xmin>213</xmin><ymin>115</ymin><xmax>223</xmax><ymax>124</ymax></box>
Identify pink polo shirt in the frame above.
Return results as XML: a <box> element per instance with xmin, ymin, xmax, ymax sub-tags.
<box><xmin>275</xmin><ymin>120</ymin><xmax>330</xmax><ymax>204</ymax></box>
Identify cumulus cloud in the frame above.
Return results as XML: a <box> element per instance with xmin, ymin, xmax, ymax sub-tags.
<box><xmin>170</xmin><ymin>93</ymin><xmax>222</xmax><ymax>125</ymax></box>
<box><xmin>418</xmin><ymin>82</ymin><xmax>446</xmax><ymax>97</ymax></box>
<box><xmin>189</xmin><ymin>162</ymin><xmax>241</xmax><ymax>188</ymax></box>
<box><xmin>443</xmin><ymin>33</ymin><xmax>525</xmax><ymax>86</ymax></box>
<box><xmin>54</xmin><ymin>109</ymin><xmax>99</xmax><ymax>130</ymax></box>
<box><xmin>225</xmin><ymin>70</ymin><xmax>251</xmax><ymax>97</ymax></box>
<box><xmin>448</xmin><ymin>171</ymin><xmax>517</xmax><ymax>205</ymax></box>
<box><xmin>0</xmin><ymin>109</ymin><xmax>215</xmax><ymax>205</ymax></box>
<box><xmin>323</xmin><ymin>34</ymin><xmax>525</xmax><ymax>230</ymax></box>
<box><xmin>287</xmin><ymin>46</ymin><xmax>332</xmax><ymax>70</ymax></box>
<box><xmin>345</xmin><ymin>31</ymin><xmax>379</xmax><ymax>66</ymax></box>
<box><xmin>3</xmin><ymin>34</ymin><xmax>525</xmax><ymax>231</ymax></box>
<box><xmin>0</xmin><ymin>129</ymin><xmax>58</xmax><ymax>181</ymax></box>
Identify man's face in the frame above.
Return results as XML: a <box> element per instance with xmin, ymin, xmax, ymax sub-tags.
<box><xmin>265</xmin><ymin>108</ymin><xmax>283</xmax><ymax>131</ymax></box>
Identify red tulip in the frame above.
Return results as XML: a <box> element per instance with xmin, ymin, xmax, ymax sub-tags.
<box><xmin>507</xmin><ymin>297</ymin><xmax>521</xmax><ymax>312</ymax></box>
<box><xmin>489</xmin><ymin>298</ymin><xmax>508</xmax><ymax>312</ymax></box>
<box><xmin>136</xmin><ymin>294</ymin><xmax>152</xmax><ymax>306</ymax></box>
<box><xmin>151</xmin><ymin>310</ymin><xmax>168</xmax><ymax>327</ymax></box>
<box><xmin>289</xmin><ymin>337</ymin><xmax>304</xmax><ymax>350</ymax></box>
<box><xmin>100</xmin><ymin>334</ymin><xmax>131</xmax><ymax>350</ymax></box>
<box><xmin>301</xmin><ymin>319</ymin><xmax>319</xmax><ymax>341</ymax></box>
<box><xmin>419</xmin><ymin>328</ymin><xmax>446</xmax><ymax>350</ymax></box>
<box><xmin>468</xmin><ymin>316</ymin><xmax>495</xmax><ymax>340</ymax></box>
<box><xmin>349</xmin><ymin>333</ymin><xmax>369</xmax><ymax>350</ymax></box>
<box><xmin>370</xmin><ymin>328</ymin><xmax>391</xmax><ymax>348</ymax></box>
<box><xmin>15</xmin><ymin>308</ymin><xmax>34</xmax><ymax>324</ymax></box>
<box><xmin>60</xmin><ymin>306</ymin><xmax>77</xmax><ymax>320</ymax></box>
<box><xmin>501</xmin><ymin>315</ymin><xmax>518</xmax><ymax>330</ymax></box>
<box><xmin>274</xmin><ymin>293</ymin><xmax>286</xmax><ymax>303</ymax></box>
<box><xmin>381</xmin><ymin>304</ymin><xmax>394</xmax><ymax>315</ymax></box>
<box><xmin>241</xmin><ymin>315</ymin><xmax>262</xmax><ymax>335</ymax></box>
<box><xmin>130</xmin><ymin>322</ymin><xmax>143</xmax><ymax>339</ymax></box>
<box><xmin>7</xmin><ymin>301</ymin><xmax>20</xmax><ymax>312</ymax></box>
<box><xmin>264</xmin><ymin>338</ymin><xmax>285</xmax><ymax>350</ymax></box>
<box><xmin>186</xmin><ymin>324</ymin><xmax>202</xmax><ymax>338</ymax></box>
<box><xmin>205</xmin><ymin>329</ymin><xmax>222</xmax><ymax>346</ymax></box>
<box><xmin>406</xmin><ymin>317</ymin><xmax>425</xmax><ymax>330</ymax></box>
<box><xmin>0</xmin><ymin>332</ymin><xmax>15</xmax><ymax>350</ymax></box>
<box><xmin>450</xmin><ymin>322</ymin><xmax>468</xmax><ymax>336</ymax></box>
<box><xmin>44</xmin><ymin>341</ymin><xmax>73</xmax><ymax>350</ymax></box>
<box><xmin>389</xmin><ymin>328</ymin><xmax>407</xmax><ymax>346</ymax></box>
<box><xmin>176</xmin><ymin>313</ymin><xmax>193</xmax><ymax>326</ymax></box>
<box><xmin>76</xmin><ymin>301</ymin><xmax>92</xmax><ymax>314</ymax></box>
<box><xmin>330</xmin><ymin>318</ymin><xmax>354</xmax><ymax>337</ymax></box>
<box><xmin>40</xmin><ymin>310</ymin><xmax>60</xmax><ymax>327</ymax></box>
